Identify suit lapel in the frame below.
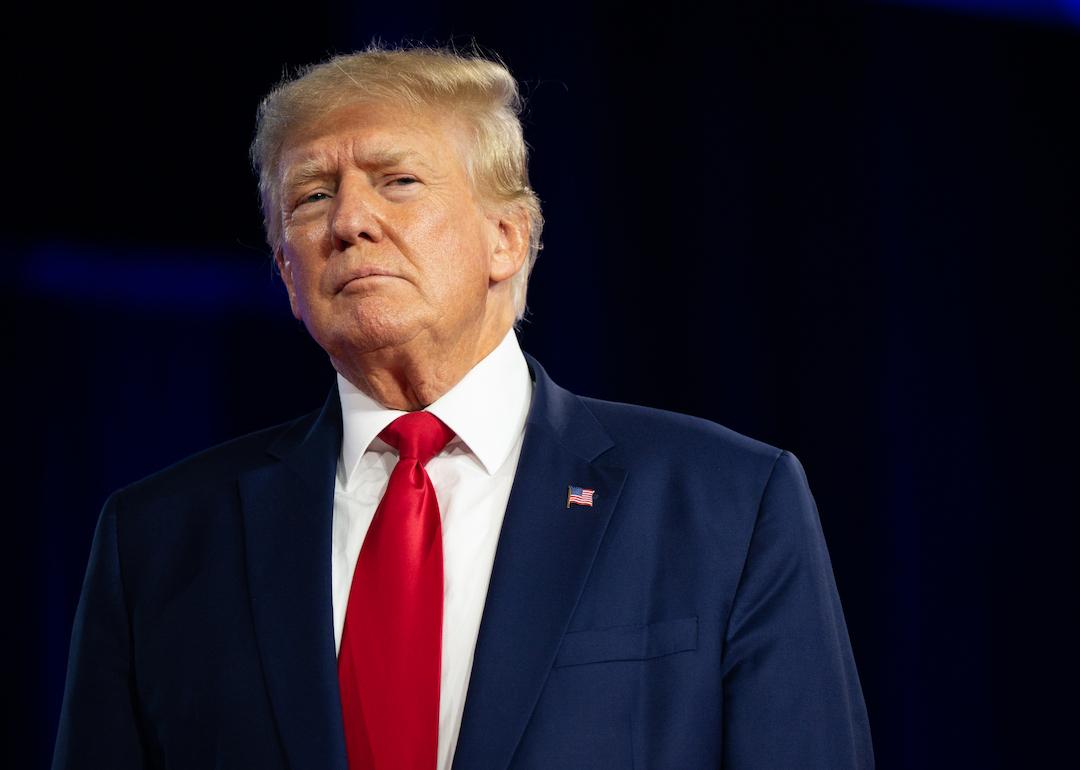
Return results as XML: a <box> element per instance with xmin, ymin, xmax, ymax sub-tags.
<box><xmin>452</xmin><ymin>355</ymin><xmax>627</xmax><ymax>770</ymax></box>
<box><xmin>239</xmin><ymin>390</ymin><xmax>348</xmax><ymax>770</ymax></box>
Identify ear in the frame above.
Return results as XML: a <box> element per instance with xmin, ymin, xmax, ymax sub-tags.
<box><xmin>487</xmin><ymin>205</ymin><xmax>531</xmax><ymax>285</ymax></box>
<box><xmin>274</xmin><ymin>247</ymin><xmax>302</xmax><ymax>320</ymax></box>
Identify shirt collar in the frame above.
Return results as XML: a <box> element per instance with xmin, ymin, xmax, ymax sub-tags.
<box><xmin>337</xmin><ymin>329</ymin><xmax>533</xmax><ymax>484</ymax></box>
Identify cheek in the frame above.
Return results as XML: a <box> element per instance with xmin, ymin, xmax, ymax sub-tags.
<box><xmin>418</xmin><ymin>210</ymin><xmax>490</xmax><ymax>293</ymax></box>
<box><xmin>278</xmin><ymin>258</ymin><xmax>318</xmax><ymax>317</ymax></box>
<box><xmin>281</xmin><ymin>227</ymin><xmax>332</xmax><ymax>295</ymax></box>
<box><xmin>284</xmin><ymin>225</ymin><xmax>329</xmax><ymax>265</ymax></box>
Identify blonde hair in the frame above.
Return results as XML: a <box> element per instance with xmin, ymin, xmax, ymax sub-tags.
<box><xmin>251</xmin><ymin>45</ymin><xmax>543</xmax><ymax>320</ymax></box>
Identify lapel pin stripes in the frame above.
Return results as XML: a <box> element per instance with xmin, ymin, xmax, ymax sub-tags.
<box><xmin>566</xmin><ymin>485</ymin><xmax>596</xmax><ymax>508</ymax></box>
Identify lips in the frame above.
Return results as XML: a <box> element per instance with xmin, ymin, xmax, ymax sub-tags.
<box><xmin>336</xmin><ymin>267</ymin><xmax>397</xmax><ymax>292</ymax></box>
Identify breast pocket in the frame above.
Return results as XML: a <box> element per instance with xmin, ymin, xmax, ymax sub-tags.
<box><xmin>553</xmin><ymin>616</ymin><xmax>698</xmax><ymax>668</ymax></box>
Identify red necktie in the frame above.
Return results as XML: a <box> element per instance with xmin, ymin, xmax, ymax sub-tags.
<box><xmin>338</xmin><ymin>411</ymin><xmax>455</xmax><ymax>770</ymax></box>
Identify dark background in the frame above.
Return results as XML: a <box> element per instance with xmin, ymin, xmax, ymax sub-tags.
<box><xmin>9</xmin><ymin>0</ymin><xmax>1079</xmax><ymax>767</ymax></box>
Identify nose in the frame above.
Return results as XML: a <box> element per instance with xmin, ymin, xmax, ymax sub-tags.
<box><xmin>330</xmin><ymin>173</ymin><xmax>384</xmax><ymax>251</ymax></box>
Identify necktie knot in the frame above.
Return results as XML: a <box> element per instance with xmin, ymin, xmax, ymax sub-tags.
<box><xmin>379</xmin><ymin>411</ymin><xmax>455</xmax><ymax>465</ymax></box>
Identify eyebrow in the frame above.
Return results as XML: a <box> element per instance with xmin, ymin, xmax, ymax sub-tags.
<box><xmin>282</xmin><ymin>158</ymin><xmax>334</xmax><ymax>193</ymax></box>
<box><xmin>364</xmin><ymin>148</ymin><xmax>431</xmax><ymax>170</ymax></box>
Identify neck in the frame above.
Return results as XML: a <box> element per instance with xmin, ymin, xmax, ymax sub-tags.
<box><xmin>332</xmin><ymin>319</ymin><xmax>513</xmax><ymax>411</ymax></box>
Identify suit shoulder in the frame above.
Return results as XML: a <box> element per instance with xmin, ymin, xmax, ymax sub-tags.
<box><xmin>571</xmin><ymin>395</ymin><xmax>801</xmax><ymax>560</ymax></box>
<box><xmin>578</xmin><ymin>395</ymin><xmax>783</xmax><ymax>473</ymax></box>
<box><xmin>114</xmin><ymin>408</ymin><xmax>321</xmax><ymax>504</ymax></box>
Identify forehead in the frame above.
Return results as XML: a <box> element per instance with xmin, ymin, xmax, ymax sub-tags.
<box><xmin>278</xmin><ymin>100</ymin><xmax>470</xmax><ymax>181</ymax></box>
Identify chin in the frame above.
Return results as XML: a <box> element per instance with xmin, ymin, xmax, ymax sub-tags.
<box><xmin>317</xmin><ymin>311</ymin><xmax>426</xmax><ymax>361</ymax></box>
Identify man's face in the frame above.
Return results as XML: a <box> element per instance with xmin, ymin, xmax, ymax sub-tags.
<box><xmin>275</xmin><ymin>100</ymin><xmax>518</xmax><ymax>368</ymax></box>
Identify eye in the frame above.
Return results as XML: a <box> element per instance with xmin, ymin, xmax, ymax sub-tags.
<box><xmin>388</xmin><ymin>176</ymin><xmax>418</xmax><ymax>187</ymax></box>
<box><xmin>298</xmin><ymin>191</ymin><xmax>331</xmax><ymax>206</ymax></box>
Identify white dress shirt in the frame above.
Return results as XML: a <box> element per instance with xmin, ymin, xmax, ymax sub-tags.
<box><xmin>331</xmin><ymin>329</ymin><xmax>533</xmax><ymax>770</ymax></box>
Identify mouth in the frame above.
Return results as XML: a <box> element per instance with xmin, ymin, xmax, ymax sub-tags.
<box><xmin>336</xmin><ymin>268</ymin><xmax>398</xmax><ymax>293</ymax></box>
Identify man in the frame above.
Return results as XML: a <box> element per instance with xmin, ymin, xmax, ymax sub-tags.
<box><xmin>53</xmin><ymin>47</ymin><xmax>873</xmax><ymax>769</ymax></box>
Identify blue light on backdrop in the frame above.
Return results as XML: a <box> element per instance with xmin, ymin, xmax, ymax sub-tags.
<box><xmin>885</xmin><ymin>0</ymin><xmax>1080</xmax><ymax>25</ymax></box>
<box><xmin>19</xmin><ymin>244</ymin><xmax>285</xmax><ymax>315</ymax></box>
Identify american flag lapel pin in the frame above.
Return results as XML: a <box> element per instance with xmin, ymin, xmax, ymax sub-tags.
<box><xmin>566</xmin><ymin>485</ymin><xmax>596</xmax><ymax>508</ymax></box>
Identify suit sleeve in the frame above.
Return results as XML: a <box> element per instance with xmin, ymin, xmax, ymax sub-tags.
<box><xmin>721</xmin><ymin>451</ymin><xmax>874</xmax><ymax>768</ymax></box>
<box><xmin>52</xmin><ymin>493</ymin><xmax>148</xmax><ymax>769</ymax></box>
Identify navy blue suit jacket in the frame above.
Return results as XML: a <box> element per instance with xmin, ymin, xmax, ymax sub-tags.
<box><xmin>53</xmin><ymin>354</ymin><xmax>873</xmax><ymax>768</ymax></box>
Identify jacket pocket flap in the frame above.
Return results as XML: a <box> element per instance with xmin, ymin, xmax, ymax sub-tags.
<box><xmin>554</xmin><ymin>616</ymin><xmax>698</xmax><ymax>667</ymax></box>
